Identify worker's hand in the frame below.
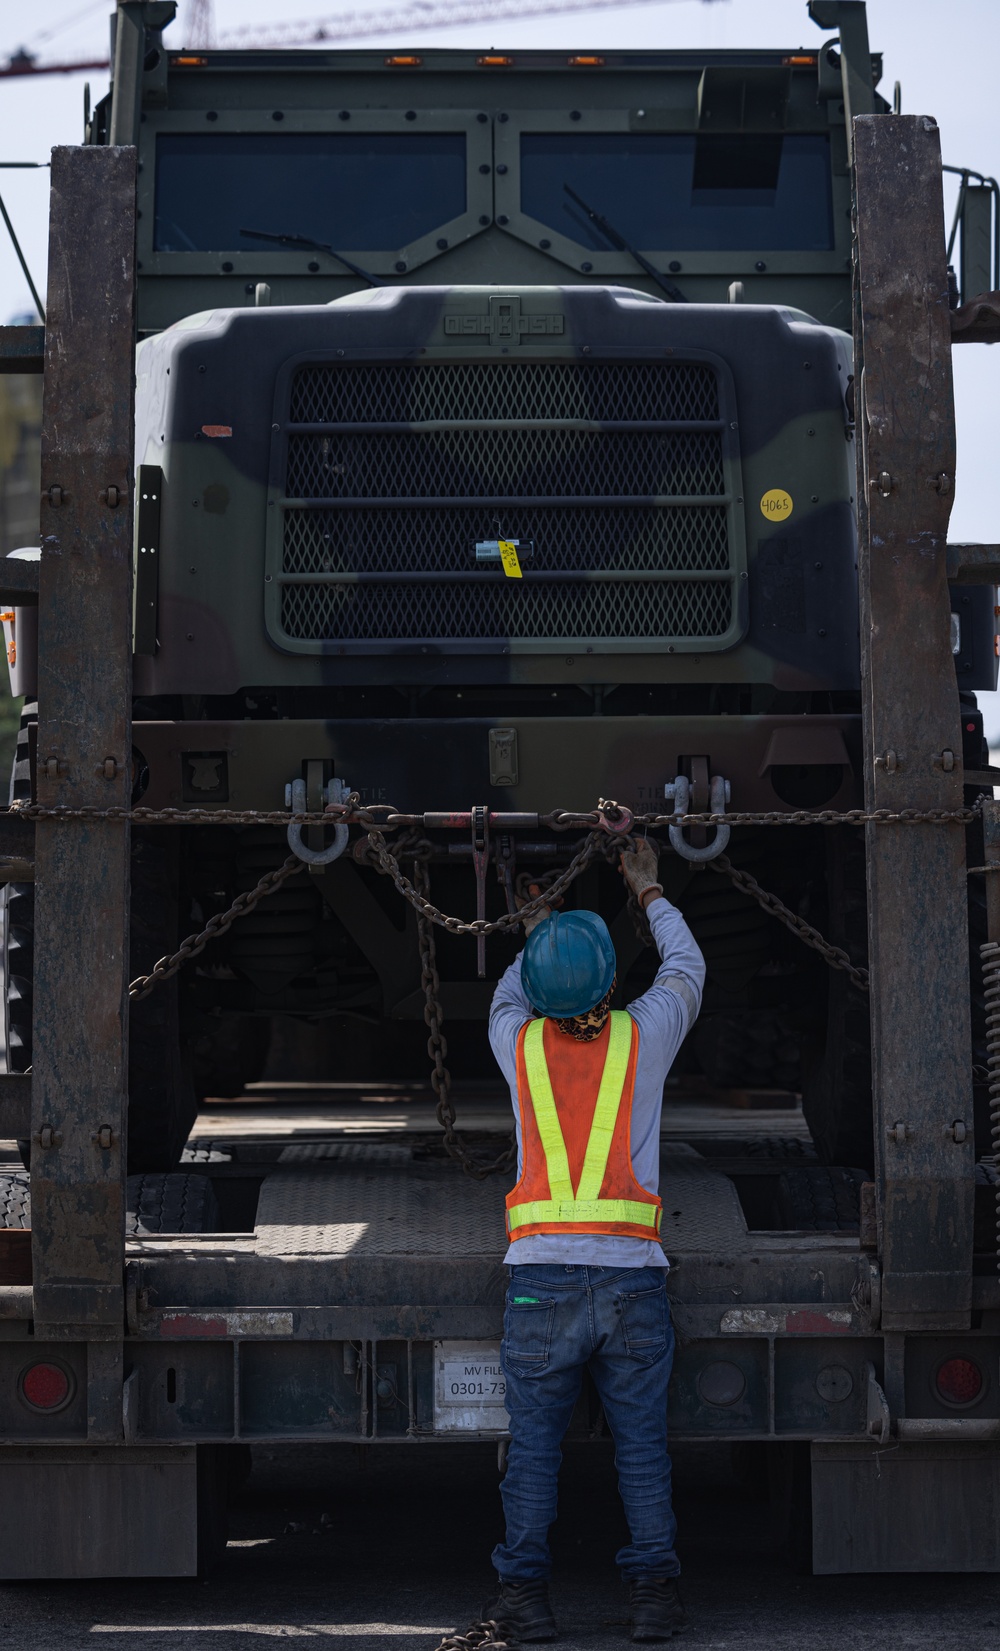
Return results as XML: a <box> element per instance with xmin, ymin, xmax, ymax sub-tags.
<box><xmin>516</xmin><ymin>881</ymin><xmax>552</xmax><ymax>935</ymax></box>
<box><xmin>620</xmin><ymin>838</ymin><xmax>664</xmax><ymax>909</ymax></box>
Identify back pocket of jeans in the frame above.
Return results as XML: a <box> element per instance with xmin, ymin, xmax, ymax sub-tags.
<box><xmin>618</xmin><ymin>1282</ymin><xmax>669</xmax><ymax>1362</ymax></box>
<box><xmin>502</xmin><ymin>1296</ymin><xmax>556</xmax><ymax>1375</ymax></box>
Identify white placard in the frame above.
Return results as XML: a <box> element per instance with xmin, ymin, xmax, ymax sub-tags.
<box><xmin>434</xmin><ymin>1340</ymin><xmax>509</xmax><ymax>1433</ymax></box>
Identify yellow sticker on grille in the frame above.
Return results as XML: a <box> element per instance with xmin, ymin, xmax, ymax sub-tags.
<box><xmin>499</xmin><ymin>540</ymin><xmax>523</xmax><ymax>579</ymax></box>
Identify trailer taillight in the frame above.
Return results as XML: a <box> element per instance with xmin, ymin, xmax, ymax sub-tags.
<box><xmin>19</xmin><ymin>1361</ymin><xmax>73</xmax><ymax>1411</ymax></box>
<box><xmin>934</xmin><ymin>1356</ymin><xmax>983</xmax><ymax>1408</ymax></box>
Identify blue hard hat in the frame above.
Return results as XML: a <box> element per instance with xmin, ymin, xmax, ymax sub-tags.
<box><xmin>521</xmin><ymin>910</ymin><xmax>617</xmax><ymax>1018</ymax></box>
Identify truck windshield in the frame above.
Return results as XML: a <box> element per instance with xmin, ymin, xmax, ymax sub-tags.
<box><xmin>154</xmin><ymin>132</ymin><xmax>468</xmax><ymax>252</ymax></box>
<box><xmin>521</xmin><ymin>132</ymin><xmax>833</xmax><ymax>252</ymax></box>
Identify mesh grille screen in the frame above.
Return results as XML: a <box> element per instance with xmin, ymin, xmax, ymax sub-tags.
<box><xmin>283</xmin><ymin>504</ymin><xmax>730</xmax><ymax>575</ymax></box>
<box><xmin>289</xmin><ymin>360</ymin><xmax>720</xmax><ymax>424</ymax></box>
<box><xmin>286</xmin><ymin>428</ymin><xmax>724</xmax><ymax>501</ymax></box>
<box><xmin>276</xmin><ymin>359</ymin><xmax>736</xmax><ymax>649</ymax></box>
<box><xmin>281</xmin><ymin>579</ymin><xmax>732</xmax><ymax>643</ymax></box>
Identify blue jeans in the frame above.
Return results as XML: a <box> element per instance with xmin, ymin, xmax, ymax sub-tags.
<box><xmin>492</xmin><ymin>1263</ymin><xmax>678</xmax><ymax>1582</ymax></box>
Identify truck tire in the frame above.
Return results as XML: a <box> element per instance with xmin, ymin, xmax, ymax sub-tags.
<box><xmin>0</xmin><ymin>1172</ymin><xmax>218</xmax><ymax>1234</ymax></box>
<box><xmin>0</xmin><ymin>1172</ymin><xmax>30</xmax><ymax>1228</ymax></box>
<box><xmin>125</xmin><ymin>1172</ymin><xmax>220</xmax><ymax>1235</ymax></box>
<box><xmin>775</xmin><ymin>1165</ymin><xmax>867</xmax><ymax>1232</ymax></box>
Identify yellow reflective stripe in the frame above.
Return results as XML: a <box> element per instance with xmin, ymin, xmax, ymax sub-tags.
<box><xmin>522</xmin><ymin>1019</ymin><xmax>573</xmax><ymax>1202</ymax></box>
<box><xmin>508</xmin><ymin>1198</ymin><xmax>660</xmax><ymax>1231</ymax></box>
<box><xmin>575</xmin><ymin>1011</ymin><xmax>632</xmax><ymax>1202</ymax></box>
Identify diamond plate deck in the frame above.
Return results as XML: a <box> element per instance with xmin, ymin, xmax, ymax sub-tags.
<box><xmin>253</xmin><ymin>1148</ymin><xmax>749</xmax><ymax>1259</ymax></box>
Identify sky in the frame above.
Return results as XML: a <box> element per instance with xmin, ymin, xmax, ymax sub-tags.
<box><xmin>0</xmin><ymin>0</ymin><xmax>997</xmax><ymax>722</ymax></box>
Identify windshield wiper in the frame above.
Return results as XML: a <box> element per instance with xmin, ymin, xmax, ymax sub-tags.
<box><xmin>239</xmin><ymin>228</ymin><xmax>384</xmax><ymax>287</ymax></box>
<box><xmin>562</xmin><ymin>186</ymin><xmax>686</xmax><ymax>304</ymax></box>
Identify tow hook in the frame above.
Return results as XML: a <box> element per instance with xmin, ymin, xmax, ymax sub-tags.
<box><xmin>285</xmin><ymin>776</ymin><xmax>351</xmax><ymax>866</ymax></box>
<box><xmin>664</xmin><ymin>774</ymin><xmax>731</xmax><ymax>863</ymax></box>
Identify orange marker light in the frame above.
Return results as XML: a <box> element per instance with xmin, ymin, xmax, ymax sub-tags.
<box><xmin>782</xmin><ymin>55</ymin><xmax>816</xmax><ymax>65</ymax></box>
<box><xmin>568</xmin><ymin>55</ymin><xmax>605</xmax><ymax>66</ymax></box>
<box><xmin>171</xmin><ymin>55</ymin><xmax>208</xmax><ymax>66</ymax></box>
<box><xmin>477</xmin><ymin>55</ymin><xmax>514</xmax><ymax>67</ymax></box>
<box><xmin>385</xmin><ymin>55</ymin><xmax>422</xmax><ymax>66</ymax></box>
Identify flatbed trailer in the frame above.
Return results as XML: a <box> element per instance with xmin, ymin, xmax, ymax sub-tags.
<box><xmin>1</xmin><ymin>0</ymin><xmax>1000</xmax><ymax>1581</ymax></box>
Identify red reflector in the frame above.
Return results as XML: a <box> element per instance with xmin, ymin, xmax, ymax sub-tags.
<box><xmin>21</xmin><ymin>1361</ymin><xmax>70</xmax><ymax>1410</ymax></box>
<box><xmin>935</xmin><ymin>1356</ymin><xmax>983</xmax><ymax>1407</ymax></box>
<box><xmin>967</xmin><ymin>722</ymin><xmax>977</xmax><ymax>731</ymax></box>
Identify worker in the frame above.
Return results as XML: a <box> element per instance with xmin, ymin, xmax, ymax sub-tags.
<box><xmin>486</xmin><ymin>839</ymin><xmax>705</xmax><ymax>1644</ymax></box>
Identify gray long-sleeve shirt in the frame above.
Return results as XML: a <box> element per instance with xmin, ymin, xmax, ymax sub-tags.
<box><xmin>489</xmin><ymin>896</ymin><xmax>706</xmax><ymax>1269</ymax></box>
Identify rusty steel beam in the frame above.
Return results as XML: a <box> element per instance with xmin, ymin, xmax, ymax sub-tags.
<box><xmin>853</xmin><ymin>114</ymin><xmax>974</xmax><ymax>1332</ymax></box>
<box><xmin>30</xmin><ymin>146</ymin><xmax>136</xmax><ymax>1341</ymax></box>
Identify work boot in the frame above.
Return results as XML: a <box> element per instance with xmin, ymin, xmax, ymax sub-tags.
<box><xmin>485</xmin><ymin>1578</ymin><xmax>558</xmax><ymax>1642</ymax></box>
<box><xmin>627</xmin><ymin>1576</ymin><xmax>688</xmax><ymax>1641</ymax></box>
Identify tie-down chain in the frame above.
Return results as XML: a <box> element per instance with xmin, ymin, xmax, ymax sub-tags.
<box><xmin>22</xmin><ymin>794</ymin><xmax>971</xmax><ymax>1176</ymax></box>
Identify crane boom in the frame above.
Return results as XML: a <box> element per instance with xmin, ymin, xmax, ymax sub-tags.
<box><xmin>2</xmin><ymin>0</ymin><xmax>720</xmax><ymax>75</ymax></box>
<box><xmin>216</xmin><ymin>0</ymin><xmax>718</xmax><ymax>51</ymax></box>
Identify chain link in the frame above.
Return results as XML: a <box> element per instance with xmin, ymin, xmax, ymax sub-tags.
<box><xmin>708</xmin><ymin>855</ymin><xmax>870</xmax><ymax>993</ymax></box>
<box><xmin>412</xmin><ymin>859</ymin><xmax>516</xmax><ymax>1180</ymax></box>
<box><xmin>127</xmin><ymin>855</ymin><xmax>305</xmax><ymax>1002</ymax></box>
<box><xmin>9</xmin><ymin>800</ymin><xmax>982</xmax><ymax>830</ymax></box>
<box><xmin>433</xmin><ymin>1624</ymin><xmax>510</xmax><ymax>1651</ymax></box>
<box><xmin>365</xmin><ymin>824</ymin><xmax>608</xmax><ymax>938</ymax></box>
<box><xmin>60</xmin><ymin>792</ymin><xmax>925</xmax><ymax>1157</ymax></box>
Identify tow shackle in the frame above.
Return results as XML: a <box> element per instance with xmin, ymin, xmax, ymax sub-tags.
<box><xmin>665</xmin><ymin>773</ymin><xmax>731</xmax><ymax>863</ymax></box>
<box><xmin>286</xmin><ymin>776</ymin><xmax>351</xmax><ymax>866</ymax></box>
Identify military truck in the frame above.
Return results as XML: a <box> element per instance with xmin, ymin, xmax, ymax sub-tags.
<box><xmin>0</xmin><ymin>0</ymin><xmax>999</xmax><ymax>1582</ymax></box>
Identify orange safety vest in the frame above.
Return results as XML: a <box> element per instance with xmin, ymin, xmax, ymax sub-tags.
<box><xmin>505</xmin><ymin>1010</ymin><xmax>663</xmax><ymax>1242</ymax></box>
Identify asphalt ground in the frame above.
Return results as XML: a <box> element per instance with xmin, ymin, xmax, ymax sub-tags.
<box><xmin>2</xmin><ymin>1441</ymin><xmax>1000</xmax><ymax>1650</ymax></box>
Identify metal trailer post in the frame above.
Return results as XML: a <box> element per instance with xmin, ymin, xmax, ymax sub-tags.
<box><xmin>852</xmin><ymin>113</ymin><xmax>974</xmax><ymax>1334</ymax></box>
<box><xmin>0</xmin><ymin>144</ymin><xmax>200</xmax><ymax>1583</ymax></box>
<box><xmin>31</xmin><ymin>146</ymin><xmax>136</xmax><ymax>1384</ymax></box>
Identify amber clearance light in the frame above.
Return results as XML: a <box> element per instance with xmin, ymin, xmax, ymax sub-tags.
<box><xmin>477</xmin><ymin>55</ymin><xmax>514</xmax><ymax>67</ymax></box>
<box><xmin>171</xmin><ymin>55</ymin><xmax>208</xmax><ymax>66</ymax></box>
<box><xmin>782</xmin><ymin>55</ymin><xmax>816</xmax><ymax>66</ymax></box>
<box><xmin>385</xmin><ymin>55</ymin><xmax>423</xmax><ymax>66</ymax></box>
<box><xmin>568</xmin><ymin>55</ymin><xmax>605</xmax><ymax>66</ymax></box>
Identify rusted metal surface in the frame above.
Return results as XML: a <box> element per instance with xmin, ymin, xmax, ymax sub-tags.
<box><xmin>0</xmin><ymin>324</ymin><xmax>44</xmax><ymax>374</ymax></box>
<box><xmin>31</xmin><ymin>146</ymin><xmax>137</xmax><ymax>1339</ymax></box>
<box><xmin>950</xmin><ymin>291</ymin><xmax>1000</xmax><ymax>344</ymax></box>
<box><xmin>853</xmin><ymin>114</ymin><xmax>974</xmax><ymax>1330</ymax></box>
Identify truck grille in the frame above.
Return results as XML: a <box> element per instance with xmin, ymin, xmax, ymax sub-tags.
<box><xmin>268</xmin><ymin>359</ymin><xmax>744</xmax><ymax>654</ymax></box>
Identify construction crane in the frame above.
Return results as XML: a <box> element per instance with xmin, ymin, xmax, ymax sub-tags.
<box><xmin>1</xmin><ymin>0</ymin><xmax>723</xmax><ymax>77</ymax></box>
